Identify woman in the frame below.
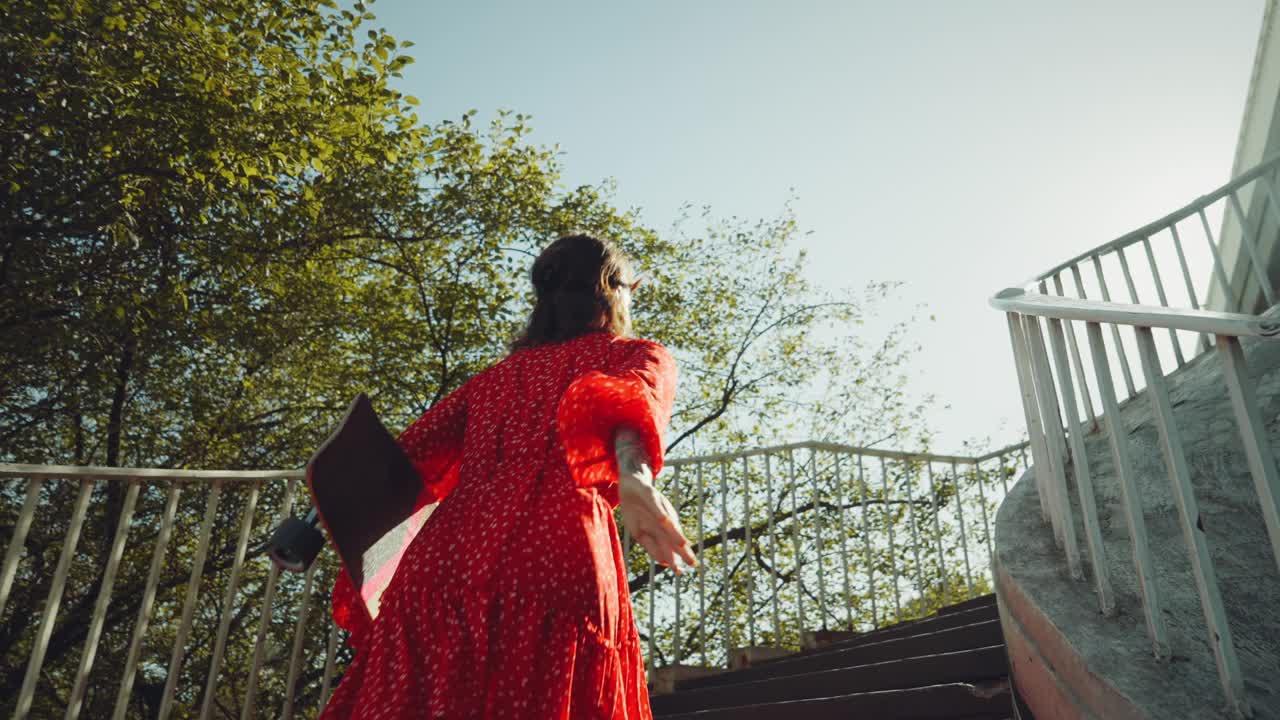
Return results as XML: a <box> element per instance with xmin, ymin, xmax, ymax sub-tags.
<box><xmin>319</xmin><ymin>234</ymin><xmax>699</xmax><ymax>719</ymax></box>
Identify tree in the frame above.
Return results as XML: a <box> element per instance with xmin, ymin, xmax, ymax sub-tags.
<box><xmin>0</xmin><ymin>0</ymin><xmax>975</xmax><ymax>714</ymax></box>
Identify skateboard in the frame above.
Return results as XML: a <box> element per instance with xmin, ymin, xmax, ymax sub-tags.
<box><xmin>267</xmin><ymin>392</ymin><xmax>435</xmax><ymax>615</ymax></box>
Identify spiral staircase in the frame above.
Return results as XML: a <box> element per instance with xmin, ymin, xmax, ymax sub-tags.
<box><xmin>648</xmin><ymin>593</ymin><xmax>1016</xmax><ymax>719</ymax></box>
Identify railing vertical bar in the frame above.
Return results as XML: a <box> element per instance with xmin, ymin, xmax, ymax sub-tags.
<box><xmin>719</xmin><ymin>460</ymin><xmax>732</xmax><ymax>662</ymax></box>
<box><xmin>972</xmin><ymin>459</ymin><xmax>994</xmax><ymax>583</ymax></box>
<box><xmin>742</xmin><ymin>455</ymin><xmax>755</xmax><ymax>648</ymax></box>
<box><xmin>949</xmin><ymin>460</ymin><xmax>974</xmax><ymax>598</ymax></box>
<box><xmin>789</xmin><ymin>449</ymin><xmax>805</xmax><ymax>641</ymax></box>
<box><xmin>66</xmin><ymin>479</ymin><xmax>142</xmax><ymax>720</ymax></box>
<box><xmin>1028</xmin><ymin>289</ymin><xmax>1071</xmax><ymax>477</ymax></box>
<box><xmin>879</xmin><ymin>457</ymin><xmax>901</xmax><ymax>621</ymax></box>
<box><xmin>859</xmin><ymin>455</ymin><xmax>877</xmax><ymax>628</ymax></box>
<box><xmin>622</xmin><ymin>521</ymin><xmax>631</xmax><ymax>566</ymax></box>
<box><xmin>1141</xmin><ymin>236</ymin><xmax>1186</xmax><ymax>367</ymax></box>
<box><xmin>902</xmin><ymin>459</ymin><xmax>927</xmax><ymax>612</ymax></box>
<box><xmin>811</xmin><ymin>449</ymin><xmax>828</xmax><ymax>627</ymax></box>
<box><xmin>1007</xmin><ymin>313</ymin><xmax>1055</xmax><ymax>529</ymax></box>
<box><xmin>996</xmin><ymin>453</ymin><xmax>1009</xmax><ymax>494</ymax></box>
<box><xmin>672</xmin><ymin>466</ymin><xmax>683</xmax><ymax>664</ymax></box>
<box><xmin>835</xmin><ymin>453</ymin><xmax>853</xmax><ymax>628</ymax></box>
<box><xmin>1023</xmin><ymin>314</ymin><xmax>1083</xmax><ymax>579</ymax></box>
<box><xmin>1134</xmin><ymin>327</ymin><xmax>1249</xmax><ymax>717</ymax></box>
<box><xmin>16</xmin><ymin>477</ymin><xmax>96</xmax><ymax>720</ymax></box>
<box><xmin>242</xmin><ymin>476</ymin><xmax>301</xmax><ymax>720</ymax></box>
<box><xmin>1198</xmin><ymin>208</ymin><xmax>1237</xmax><ymax>312</ymax></box>
<box><xmin>926</xmin><ymin>461</ymin><xmax>951</xmax><ymax>607</ymax></box>
<box><xmin>1217</xmin><ymin>334</ymin><xmax>1280</xmax><ymax>574</ymax></box>
<box><xmin>320</xmin><ymin>613</ymin><xmax>339</xmax><ymax>708</ymax></box>
<box><xmin>1092</xmin><ymin>254</ymin><xmax>1138</xmax><ymax>397</ymax></box>
<box><xmin>281</xmin><ymin>560</ymin><xmax>320</xmax><ymax>720</ymax></box>
<box><xmin>1085</xmin><ymin>322</ymin><xmax>1170</xmax><ymax>656</ymax></box>
<box><xmin>198</xmin><ymin>480</ymin><xmax>262</xmax><ymax>720</ymax></box>
<box><xmin>113</xmin><ymin>482</ymin><xmax>183</xmax><ymax>720</ymax></box>
<box><xmin>1047</xmin><ymin>318</ymin><xmax>1114</xmax><ymax>614</ymax></box>
<box><xmin>647</xmin><ymin>549</ymin><xmax>656</xmax><ymax>671</ymax></box>
<box><xmin>1227</xmin><ymin>190</ymin><xmax>1277</xmax><ymax>306</ymax></box>
<box><xmin>1053</xmin><ymin>272</ymin><xmax>1098</xmax><ymax>427</ymax></box>
<box><xmin>0</xmin><ymin>477</ymin><xmax>44</xmax><ymax>618</ymax></box>
<box><xmin>696</xmin><ymin>461</ymin><xmax>706</xmax><ymax>665</ymax></box>
<box><xmin>1116</xmin><ymin>245</ymin><xmax>1141</xmax><ymax>304</ymax></box>
<box><xmin>1069</xmin><ymin>263</ymin><xmax>1088</xmax><ymax>301</ymax></box>
<box><xmin>1167</xmin><ymin>223</ymin><xmax>1211</xmax><ymax>353</ymax></box>
<box><xmin>765</xmin><ymin>453</ymin><xmax>781</xmax><ymax>642</ymax></box>
<box><xmin>158</xmin><ymin>479</ymin><xmax>224</xmax><ymax>720</ymax></box>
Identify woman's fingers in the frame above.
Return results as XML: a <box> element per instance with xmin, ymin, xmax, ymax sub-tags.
<box><xmin>621</xmin><ymin>482</ymin><xmax>699</xmax><ymax>573</ymax></box>
<box><xmin>640</xmin><ymin>526</ymin><xmax>691</xmax><ymax>574</ymax></box>
<box><xmin>675</xmin><ymin>536</ymin><xmax>698</xmax><ymax>568</ymax></box>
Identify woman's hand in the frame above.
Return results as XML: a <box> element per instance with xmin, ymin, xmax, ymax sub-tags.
<box><xmin>618</xmin><ymin>468</ymin><xmax>699</xmax><ymax>575</ymax></box>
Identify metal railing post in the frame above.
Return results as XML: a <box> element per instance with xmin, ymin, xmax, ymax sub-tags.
<box><xmin>1134</xmin><ymin>327</ymin><xmax>1249</xmax><ymax>717</ymax></box>
<box><xmin>1047</xmin><ymin>318</ymin><xmax>1114</xmax><ymax>614</ymax></box>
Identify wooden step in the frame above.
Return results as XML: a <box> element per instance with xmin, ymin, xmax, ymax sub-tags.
<box><xmin>675</xmin><ymin>602</ymin><xmax>1003</xmax><ymax>691</ymax></box>
<box><xmin>653</xmin><ymin>679</ymin><xmax>1012</xmax><ymax>720</ymax></box>
<box><xmin>791</xmin><ymin>602</ymin><xmax>1000</xmax><ymax>657</ymax></box>
<box><xmin>937</xmin><ymin>592</ymin><xmax>997</xmax><ymax>615</ymax></box>
<box><xmin>651</xmin><ymin>644</ymin><xmax>1009</xmax><ymax>715</ymax></box>
<box><xmin>676</xmin><ymin>618</ymin><xmax>1004</xmax><ymax>692</ymax></box>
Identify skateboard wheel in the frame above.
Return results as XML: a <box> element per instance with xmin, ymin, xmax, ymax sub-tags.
<box><xmin>267</xmin><ymin>516</ymin><xmax>326</xmax><ymax>572</ymax></box>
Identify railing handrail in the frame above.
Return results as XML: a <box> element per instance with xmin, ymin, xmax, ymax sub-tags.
<box><xmin>666</xmin><ymin>439</ymin><xmax>1028</xmax><ymax>468</ymax></box>
<box><xmin>990</xmin><ymin>288</ymin><xmax>1280</xmax><ymax>336</ymax></box>
<box><xmin>0</xmin><ymin>463</ymin><xmax>304</xmax><ymax>482</ymax></box>
<box><xmin>0</xmin><ymin>439</ymin><xmax>1034</xmax><ymax>482</ymax></box>
<box><xmin>1022</xmin><ymin>149</ymin><xmax>1280</xmax><ymax>288</ymax></box>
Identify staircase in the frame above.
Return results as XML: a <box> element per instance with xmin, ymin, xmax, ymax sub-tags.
<box><xmin>649</xmin><ymin>594</ymin><xmax>1018</xmax><ymax>719</ymax></box>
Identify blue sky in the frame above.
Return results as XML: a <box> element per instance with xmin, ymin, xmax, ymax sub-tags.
<box><xmin>366</xmin><ymin>0</ymin><xmax>1265</xmax><ymax>451</ymax></box>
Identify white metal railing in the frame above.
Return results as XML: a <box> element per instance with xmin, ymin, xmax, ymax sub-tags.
<box><xmin>0</xmin><ymin>439</ymin><xmax>1027</xmax><ymax>716</ymax></box>
<box><xmin>633</xmin><ymin>440</ymin><xmax>1028</xmax><ymax>669</ymax></box>
<box><xmin>0</xmin><ymin>465</ymin><xmax>332</xmax><ymax>720</ymax></box>
<box><xmin>990</xmin><ymin>151</ymin><xmax>1280</xmax><ymax>720</ymax></box>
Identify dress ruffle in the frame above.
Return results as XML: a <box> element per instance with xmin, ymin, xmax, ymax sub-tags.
<box><xmin>321</xmin><ymin>584</ymin><xmax>652</xmax><ymax>719</ymax></box>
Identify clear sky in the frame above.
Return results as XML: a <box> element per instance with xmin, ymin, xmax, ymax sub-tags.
<box><xmin>366</xmin><ymin>0</ymin><xmax>1266</xmax><ymax>452</ymax></box>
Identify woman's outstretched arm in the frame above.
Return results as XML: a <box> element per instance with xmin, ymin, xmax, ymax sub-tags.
<box><xmin>615</xmin><ymin>425</ymin><xmax>698</xmax><ymax>574</ymax></box>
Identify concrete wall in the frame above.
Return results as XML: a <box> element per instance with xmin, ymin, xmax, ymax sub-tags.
<box><xmin>994</xmin><ymin>335</ymin><xmax>1280</xmax><ymax>719</ymax></box>
<box><xmin>1208</xmin><ymin>0</ymin><xmax>1280</xmax><ymax>314</ymax></box>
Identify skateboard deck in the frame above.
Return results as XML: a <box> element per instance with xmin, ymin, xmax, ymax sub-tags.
<box><xmin>307</xmin><ymin>392</ymin><xmax>435</xmax><ymax>618</ymax></box>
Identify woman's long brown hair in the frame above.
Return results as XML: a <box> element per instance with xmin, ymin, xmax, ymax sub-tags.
<box><xmin>509</xmin><ymin>234</ymin><xmax>636</xmax><ymax>350</ymax></box>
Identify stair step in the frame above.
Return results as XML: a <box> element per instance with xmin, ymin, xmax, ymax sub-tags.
<box><xmin>653</xmin><ymin>679</ymin><xmax>1012</xmax><ymax>720</ymax></box>
<box><xmin>788</xmin><ymin>602</ymin><xmax>1000</xmax><ymax>658</ymax></box>
<box><xmin>651</xmin><ymin>644</ymin><xmax>1009</xmax><ymax>715</ymax></box>
<box><xmin>676</xmin><ymin>619</ymin><xmax>1004</xmax><ymax>692</ymax></box>
<box><xmin>937</xmin><ymin>593</ymin><xmax>997</xmax><ymax>615</ymax></box>
<box><xmin>673</xmin><ymin>604</ymin><xmax>1001</xmax><ymax>691</ymax></box>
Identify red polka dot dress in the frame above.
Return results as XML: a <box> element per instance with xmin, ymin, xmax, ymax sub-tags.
<box><xmin>319</xmin><ymin>330</ymin><xmax>677</xmax><ymax>719</ymax></box>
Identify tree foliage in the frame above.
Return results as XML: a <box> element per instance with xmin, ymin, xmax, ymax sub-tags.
<box><xmin>0</xmin><ymin>0</ymin><xmax>984</xmax><ymax>715</ymax></box>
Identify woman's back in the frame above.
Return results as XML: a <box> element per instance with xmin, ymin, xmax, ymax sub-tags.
<box><xmin>320</xmin><ymin>234</ymin><xmax>688</xmax><ymax>719</ymax></box>
<box><xmin>403</xmin><ymin>330</ymin><xmax>669</xmax><ymax>611</ymax></box>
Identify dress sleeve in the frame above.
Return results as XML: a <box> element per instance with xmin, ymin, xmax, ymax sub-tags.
<box><xmin>397</xmin><ymin>379</ymin><xmax>471</xmax><ymax>511</ymax></box>
<box><xmin>556</xmin><ymin>339</ymin><xmax>677</xmax><ymax>497</ymax></box>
